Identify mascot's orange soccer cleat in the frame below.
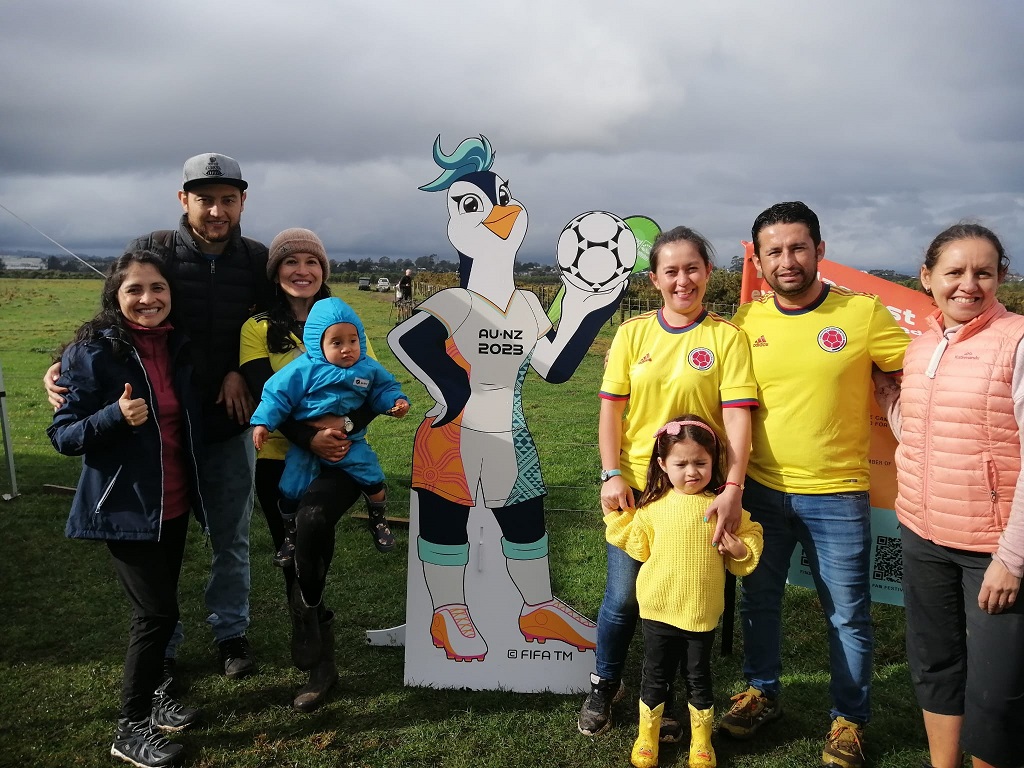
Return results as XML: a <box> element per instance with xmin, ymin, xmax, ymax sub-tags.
<box><xmin>430</xmin><ymin>604</ymin><xmax>488</xmax><ymax>662</ymax></box>
<box><xmin>519</xmin><ymin>598</ymin><xmax>597</xmax><ymax>652</ymax></box>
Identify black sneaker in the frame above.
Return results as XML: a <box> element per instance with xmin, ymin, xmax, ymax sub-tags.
<box><xmin>151</xmin><ymin>679</ymin><xmax>201</xmax><ymax>733</ymax></box>
<box><xmin>218</xmin><ymin>635</ymin><xmax>256</xmax><ymax>679</ymax></box>
<box><xmin>577</xmin><ymin>674</ymin><xmax>625</xmax><ymax>736</ymax></box>
<box><xmin>111</xmin><ymin>717</ymin><xmax>183</xmax><ymax>768</ymax></box>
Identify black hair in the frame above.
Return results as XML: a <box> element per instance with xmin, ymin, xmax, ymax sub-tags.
<box><xmin>921</xmin><ymin>222</ymin><xmax>1010</xmax><ymax>296</ymax></box>
<box><xmin>265</xmin><ymin>282</ymin><xmax>332</xmax><ymax>354</ymax></box>
<box><xmin>61</xmin><ymin>250</ymin><xmax>174</xmax><ymax>361</ymax></box>
<box><xmin>636</xmin><ymin>413</ymin><xmax>725</xmax><ymax>508</ymax></box>
<box><xmin>751</xmin><ymin>201</ymin><xmax>821</xmax><ymax>256</ymax></box>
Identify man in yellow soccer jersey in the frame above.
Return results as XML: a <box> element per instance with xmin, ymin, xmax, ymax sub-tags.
<box><xmin>722</xmin><ymin>202</ymin><xmax>908</xmax><ymax>768</ymax></box>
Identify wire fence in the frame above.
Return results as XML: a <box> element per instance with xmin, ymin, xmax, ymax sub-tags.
<box><xmin>401</xmin><ymin>283</ymin><xmax>738</xmax><ymax>325</ymax></box>
<box><xmin>618</xmin><ymin>295</ymin><xmax>738</xmax><ymax>320</ymax></box>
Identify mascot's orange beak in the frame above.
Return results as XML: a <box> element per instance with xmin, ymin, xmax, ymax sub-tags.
<box><xmin>482</xmin><ymin>205</ymin><xmax>522</xmax><ymax>240</ymax></box>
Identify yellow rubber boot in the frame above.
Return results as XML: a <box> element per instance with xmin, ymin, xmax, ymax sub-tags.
<box><xmin>687</xmin><ymin>703</ymin><xmax>716</xmax><ymax>768</ymax></box>
<box><xmin>631</xmin><ymin>700</ymin><xmax>664</xmax><ymax>768</ymax></box>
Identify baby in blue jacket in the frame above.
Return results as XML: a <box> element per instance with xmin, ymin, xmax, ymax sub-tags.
<box><xmin>252</xmin><ymin>297</ymin><xmax>409</xmax><ymax>562</ymax></box>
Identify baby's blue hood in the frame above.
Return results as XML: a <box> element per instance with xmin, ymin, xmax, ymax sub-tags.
<box><xmin>303</xmin><ymin>298</ymin><xmax>368</xmax><ymax>364</ymax></box>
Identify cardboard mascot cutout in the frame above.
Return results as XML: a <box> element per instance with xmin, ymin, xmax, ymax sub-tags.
<box><xmin>387</xmin><ymin>136</ymin><xmax>636</xmax><ymax>692</ymax></box>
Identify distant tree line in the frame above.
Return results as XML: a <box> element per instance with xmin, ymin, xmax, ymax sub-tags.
<box><xmin>0</xmin><ymin>253</ymin><xmax>560</xmax><ymax>282</ymax></box>
<box><xmin>6</xmin><ymin>254</ymin><xmax>1024</xmax><ymax>314</ymax></box>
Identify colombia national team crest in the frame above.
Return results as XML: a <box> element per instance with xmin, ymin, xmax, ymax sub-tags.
<box><xmin>688</xmin><ymin>347</ymin><xmax>715</xmax><ymax>370</ymax></box>
<box><xmin>817</xmin><ymin>326</ymin><xmax>848</xmax><ymax>352</ymax></box>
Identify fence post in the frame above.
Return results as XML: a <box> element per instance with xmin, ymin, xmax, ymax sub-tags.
<box><xmin>0</xmin><ymin>361</ymin><xmax>19</xmax><ymax>500</ymax></box>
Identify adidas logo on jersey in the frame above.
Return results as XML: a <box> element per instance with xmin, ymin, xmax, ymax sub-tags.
<box><xmin>752</xmin><ymin>335</ymin><xmax>768</xmax><ymax>347</ymax></box>
<box><xmin>638</xmin><ymin>353</ymin><xmax>652</xmax><ymax>364</ymax></box>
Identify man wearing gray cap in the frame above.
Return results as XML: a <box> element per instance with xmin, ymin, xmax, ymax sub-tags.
<box><xmin>135</xmin><ymin>153</ymin><xmax>271</xmax><ymax>679</ymax></box>
<box><xmin>43</xmin><ymin>152</ymin><xmax>269</xmax><ymax>680</ymax></box>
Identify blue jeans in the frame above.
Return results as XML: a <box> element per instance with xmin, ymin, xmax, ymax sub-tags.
<box><xmin>166</xmin><ymin>429</ymin><xmax>256</xmax><ymax>655</ymax></box>
<box><xmin>595</xmin><ymin>542</ymin><xmax>643</xmax><ymax>681</ymax></box>
<box><xmin>738</xmin><ymin>477</ymin><xmax>872</xmax><ymax>724</ymax></box>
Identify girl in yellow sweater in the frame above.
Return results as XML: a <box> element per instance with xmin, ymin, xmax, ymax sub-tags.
<box><xmin>605</xmin><ymin>415</ymin><xmax>763</xmax><ymax>768</ymax></box>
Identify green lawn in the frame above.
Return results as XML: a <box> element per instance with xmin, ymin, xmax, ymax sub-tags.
<box><xmin>0</xmin><ymin>279</ymin><xmax>934</xmax><ymax>767</ymax></box>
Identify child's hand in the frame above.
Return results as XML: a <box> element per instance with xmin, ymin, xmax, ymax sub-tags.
<box><xmin>252</xmin><ymin>425</ymin><xmax>269</xmax><ymax>450</ymax></box>
<box><xmin>387</xmin><ymin>399</ymin><xmax>410</xmax><ymax>418</ymax></box>
<box><xmin>716</xmin><ymin>529</ymin><xmax>748</xmax><ymax>560</ymax></box>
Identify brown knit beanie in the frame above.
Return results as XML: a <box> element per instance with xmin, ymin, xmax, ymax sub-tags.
<box><xmin>267</xmin><ymin>228</ymin><xmax>330</xmax><ymax>281</ymax></box>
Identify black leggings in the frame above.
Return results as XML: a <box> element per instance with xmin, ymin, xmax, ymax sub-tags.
<box><xmin>107</xmin><ymin>514</ymin><xmax>189</xmax><ymax>721</ymax></box>
<box><xmin>255</xmin><ymin>458</ymin><xmax>295</xmax><ymax>598</ymax></box>
<box><xmin>257</xmin><ymin>459</ymin><xmax>363</xmax><ymax>608</ymax></box>
<box><xmin>290</xmin><ymin>465</ymin><xmax>363</xmax><ymax>607</ymax></box>
<box><xmin>640</xmin><ymin>619</ymin><xmax>715</xmax><ymax>711</ymax></box>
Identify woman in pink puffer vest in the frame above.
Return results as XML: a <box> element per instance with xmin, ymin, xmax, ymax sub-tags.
<box><xmin>876</xmin><ymin>223</ymin><xmax>1024</xmax><ymax>768</ymax></box>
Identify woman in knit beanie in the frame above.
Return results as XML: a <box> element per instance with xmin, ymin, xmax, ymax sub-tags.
<box><xmin>240</xmin><ymin>227</ymin><xmax>375</xmax><ymax>711</ymax></box>
<box><xmin>266</xmin><ymin>228</ymin><xmax>331</xmax><ymax>283</ymax></box>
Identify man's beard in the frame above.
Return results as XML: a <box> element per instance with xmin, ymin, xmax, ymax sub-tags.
<box><xmin>767</xmin><ymin>269</ymin><xmax>816</xmax><ymax>297</ymax></box>
<box><xmin>190</xmin><ymin>217</ymin><xmax>237</xmax><ymax>244</ymax></box>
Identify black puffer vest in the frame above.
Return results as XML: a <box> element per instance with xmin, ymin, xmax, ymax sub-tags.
<box><xmin>126</xmin><ymin>215</ymin><xmax>271</xmax><ymax>442</ymax></box>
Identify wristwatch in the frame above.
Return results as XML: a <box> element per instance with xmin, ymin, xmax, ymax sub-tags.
<box><xmin>342</xmin><ymin>416</ymin><xmax>355</xmax><ymax>434</ymax></box>
<box><xmin>600</xmin><ymin>469</ymin><xmax>622</xmax><ymax>482</ymax></box>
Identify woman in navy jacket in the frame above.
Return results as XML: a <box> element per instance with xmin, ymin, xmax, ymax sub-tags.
<box><xmin>48</xmin><ymin>251</ymin><xmax>206</xmax><ymax>768</ymax></box>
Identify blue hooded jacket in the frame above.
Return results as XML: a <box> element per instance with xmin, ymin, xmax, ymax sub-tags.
<box><xmin>251</xmin><ymin>297</ymin><xmax>406</xmax><ymax>439</ymax></box>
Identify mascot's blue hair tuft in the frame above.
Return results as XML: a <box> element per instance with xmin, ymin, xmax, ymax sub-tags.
<box><xmin>419</xmin><ymin>135</ymin><xmax>495</xmax><ymax>192</ymax></box>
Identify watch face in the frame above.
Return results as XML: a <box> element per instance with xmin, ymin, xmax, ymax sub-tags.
<box><xmin>343</xmin><ymin>417</ymin><xmax>355</xmax><ymax>433</ymax></box>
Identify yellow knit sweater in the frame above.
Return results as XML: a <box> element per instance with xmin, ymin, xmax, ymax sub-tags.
<box><xmin>604</xmin><ymin>491</ymin><xmax>763</xmax><ymax>633</ymax></box>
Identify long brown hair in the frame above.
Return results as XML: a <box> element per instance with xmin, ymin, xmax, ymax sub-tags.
<box><xmin>60</xmin><ymin>250</ymin><xmax>174</xmax><ymax>361</ymax></box>
<box><xmin>636</xmin><ymin>413</ymin><xmax>725</xmax><ymax>508</ymax></box>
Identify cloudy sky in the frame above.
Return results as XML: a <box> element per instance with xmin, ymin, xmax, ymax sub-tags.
<box><xmin>1</xmin><ymin>0</ymin><xmax>1021</xmax><ymax>273</ymax></box>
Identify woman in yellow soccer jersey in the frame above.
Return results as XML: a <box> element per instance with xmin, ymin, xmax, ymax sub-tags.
<box><xmin>578</xmin><ymin>226</ymin><xmax>758</xmax><ymax>738</ymax></box>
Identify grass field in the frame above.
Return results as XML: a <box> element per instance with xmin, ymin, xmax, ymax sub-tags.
<box><xmin>0</xmin><ymin>279</ymin><xmax>937</xmax><ymax>767</ymax></box>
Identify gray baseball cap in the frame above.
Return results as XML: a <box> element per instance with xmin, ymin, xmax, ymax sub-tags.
<box><xmin>182</xmin><ymin>153</ymin><xmax>248</xmax><ymax>192</ymax></box>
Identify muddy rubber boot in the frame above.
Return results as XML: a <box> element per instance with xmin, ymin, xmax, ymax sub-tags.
<box><xmin>288</xmin><ymin>580</ymin><xmax>321</xmax><ymax>671</ymax></box>
<box><xmin>293</xmin><ymin>611</ymin><xmax>338</xmax><ymax>712</ymax></box>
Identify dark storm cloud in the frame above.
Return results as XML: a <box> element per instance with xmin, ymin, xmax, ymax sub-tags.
<box><xmin>0</xmin><ymin>0</ymin><xmax>1021</xmax><ymax>273</ymax></box>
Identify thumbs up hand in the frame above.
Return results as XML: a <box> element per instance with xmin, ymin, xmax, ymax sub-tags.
<box><xmin>118</xmin><ymin>383</ymin><xmax>149</xmax><ymax>427</ymax></box>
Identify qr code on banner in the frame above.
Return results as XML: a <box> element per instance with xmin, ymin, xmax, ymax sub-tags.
<box><xmin>873</xmin><ymin>535</ymin><xmax>903</xmax><ymax>583</ymax></box>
